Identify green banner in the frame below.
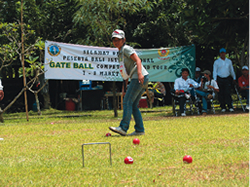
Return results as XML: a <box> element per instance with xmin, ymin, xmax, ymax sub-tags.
<box><xmin>138</xmin><ymin>45</ymin><xmax>195</xmax><ymax>82</ymax></box>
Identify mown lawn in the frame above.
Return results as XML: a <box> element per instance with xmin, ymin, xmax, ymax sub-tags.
<box><xmin>0</xmin><ymin>108</ymin><xmax>248</xmax><ymax>186</ymax></box>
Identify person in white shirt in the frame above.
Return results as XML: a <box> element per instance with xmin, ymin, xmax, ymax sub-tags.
<box><xmin>196</xmin><ymin>70</ymin><xmax>219</xmax><ymax>115</ymax></box>
<box><xmin>174</xmin><ymin>68</ymin><xmax>199</xmax><ymax>116</ymax></box>
<box><xmin>213</xmin><ymin>48</ymin><xmax>236</xmax><ymax>112</ymax></box>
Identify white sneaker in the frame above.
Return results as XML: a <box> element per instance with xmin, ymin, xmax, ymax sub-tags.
<box><xmin>181</xmin><ymin>113</ymin><xmax>186</xmax><ymax>117</ymax></box>
<box><xmin>229</xmin><ymin>108</ymin><xmax>234</xmax><ymax>112</ymax></box>
<box><xmin>221</xmin><ymin>109</ymin><xmax>226</xmax><ymax>112</ymax></box>
<box><xmin>109</xmin><ymin>126</ymin><xmax>127</xmax><ymax>136</ymax></box>
<box><xmin>128</xmin><ymin>131</ymin><xmax>145</xmax><ymax>136</ymax></box>
<box><xmin>246</xmin><ymin>105</ymin><xmax>249</xmax><ymax>110</ymax></box>
<box><xmin>185</xmin><ymin>94</ymin><xmax>190</xmax><ymax>99</ymax></box>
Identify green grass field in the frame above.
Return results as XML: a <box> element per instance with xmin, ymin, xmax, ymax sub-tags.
<box><xmin>0</xmin><ymin>108</ymin><xmax>249</xmax><ymax>186</ymax></box>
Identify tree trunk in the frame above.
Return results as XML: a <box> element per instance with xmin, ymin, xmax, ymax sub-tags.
<box><xmin>34</xmin><ymin>92</ymin><xmax>41</xmax><ymax>115</ymax></box>
<box><xmin>43</xmin><ymin>92</ymin><xmax>51</xmax><ymax>109</ymax></box>
<box><xmin>39</xmin><ymin>75</ymin><xmax>50</xmax><ymax>109</ymax></box>
<box><xmin>0</xmin><ymin>108</ymin><xmax>4</xmax><ymax>123</ymax></box>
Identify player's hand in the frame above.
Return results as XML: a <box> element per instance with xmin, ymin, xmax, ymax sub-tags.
<box><xmin>138</xmin><ymin>73</ymin><xmax>144</xmax><ymax>85</ymax></box>
<box><xmin>207</xmin><ymin>85</ymin><xmax>213</xmax><ymax>89</ymax></box>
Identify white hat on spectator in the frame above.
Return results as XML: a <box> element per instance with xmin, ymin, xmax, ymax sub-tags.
<box><xmin>195</xmin><ymin>67</ymin><xmax>201</xmax><ymax>71</ymax></box>
<box><xmin>242</xmin><ymin>66</ymin><xmax>249</xmax><ymax>70</ymax></box>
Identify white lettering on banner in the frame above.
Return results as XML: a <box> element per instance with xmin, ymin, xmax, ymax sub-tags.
<box><xmin>44</xmin><ymin>40</ymin><xmax>196</xmax><ymax>82</ymax></box>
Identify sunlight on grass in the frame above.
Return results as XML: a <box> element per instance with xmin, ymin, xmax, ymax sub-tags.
<box><xmin>0</xmin><ymin>109</ymin><xmax>248</xmax><ymax>186</ymax></box>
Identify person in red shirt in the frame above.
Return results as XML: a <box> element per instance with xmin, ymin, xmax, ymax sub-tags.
<box><xmin>238</xmin><ymin>66</ymin><xmax>249</xmax><ymax>110</ymax></box>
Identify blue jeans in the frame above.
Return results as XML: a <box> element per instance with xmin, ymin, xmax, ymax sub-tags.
<box><xmin>195</xmin><ymin>90</ymin><xmax>209</xmax><ymax>112</ymax></box>
<box><xmin>120</xmin><ymin>75</ymin><xmax>149</xmax><ymax>132</ymax></box>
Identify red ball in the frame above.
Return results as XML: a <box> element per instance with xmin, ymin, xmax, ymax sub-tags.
<box><xmin>106</xmin><ymin>133</ymin><xmax>111</xmax><ymax>137</ymax></box>
<box><xmin>133</xmin><ymin>138</ymin><xmax>140</xmax><ymax>145</ymax></box>
<box><xmin>183</xmin><ymin>155</ymin><xmax>193</xmax><ymax>164</ymax></box>
<box><xmin>124</xmin><ymin>156</ymin><xmax>133</xmax><ymax>164</ymax></box>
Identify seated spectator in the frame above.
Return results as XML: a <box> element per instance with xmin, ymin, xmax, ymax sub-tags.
<box><xmin>195</xmin><ymin>67</ymin><xmax>202</xmax><ymax>83</ymax></box>
<box><xmin>173</xmin><ymin>68</ymin><xmax>199</xmax><ymax>116</ymax></box>
<box><xmin>195</xmin><ymin>70</ymin><xmax>219</xmax><ymax>115</ymax></box>
<box><xmin>238</xmin><ymin>66</ymin><xmax>249</xmax><ymax>110</ymax></box>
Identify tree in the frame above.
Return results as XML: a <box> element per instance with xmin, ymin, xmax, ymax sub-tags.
<box><xmin>0</xmin><ymin>22</ymin><xmax>46</xmax><ymax>121</ymax></box>
<box><xmin>73</xmin><ymin>0</ymin><xmax>154</xmax><ymax>47</ymax></box>
<box><xmin>0</xmin><ymin>0</ymin><xmax>81</xmax><ymax>43</ymax></box>
<box><xmin>181</xmin><ymin>0</ymin><xmax>249</xmax><ymax>70</ymax></box>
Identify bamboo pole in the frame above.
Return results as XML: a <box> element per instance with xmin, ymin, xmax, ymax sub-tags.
<box><xmin>21</xmin><ymin>0</ymin><xmax>29</xmax><ymax>121</ymax></box>
<box><xmin>112</xmin><ymin>81</ymin><xmax>117</xmax><ymax>117</ymax></box>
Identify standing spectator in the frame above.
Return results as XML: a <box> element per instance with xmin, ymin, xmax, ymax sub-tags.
<box><xmin>109</xmin><ymin>29</ymin><xmax>149</xmax><ymax>136</ymax></box>
<box><xmin>213</xmin><ymin>48</ymin><xmax>236</xmax><ymax>112</ymax></box>
<box><xmin>174</xmin><ymin>68</ymin><xmax>199</xmax><ymax>116</ymax></box>
<box><xmin>238</xmin><ymin>65</ymin><xmax>249</xmax><ymax>110</ymax></box>
<box><xmin>195</xmin><ymin>67</ymin><xmax>202</xmax><ymax>83</ymax></box>
<box><xmin>195</xmin><ymin>70</ymin><xmax>219</xmax><ymax>115</ymax></box>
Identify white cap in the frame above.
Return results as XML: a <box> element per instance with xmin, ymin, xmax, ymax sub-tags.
<box><xmin>111</xmin><ymin>29</ymin><xmax>125</xmax><ymax>39</ymax></box>
<box><xmin>195</xmin><ymin>67</ymin><xmax>201</xmax><ymax>71</ymax></box>
<box><xmin>242</xmin><ymin>65</ymin><xmax>249</xmax><ymax>70</ymax></box>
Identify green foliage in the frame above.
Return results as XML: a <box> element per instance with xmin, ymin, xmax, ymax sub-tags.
<box><xmin>0</xmin><ymin>22</ymin><xmax>44</xmax><ymax>78</ymax></box>
<box><xmin>73</xmin><ymin>0</ymin><xmax>153</xmax><ymax>46</ymax></box>
<box><xmin>132</xmin><ymin>0</ymin><xmax>192</xmax><ymax>47</ymax></box>
<box><xmin>182</xmin><ymin>0</ymin><xmax>249</xmax><ymax>69</ymax></box>
<box><xmin>0</xmin><ymin>0</ymin><xmax>248</xmax><ymax>73</ymax></box>
<box><xmin>18</xmin><ymin>55</ymin><xmax>44</xmax><ymax>78</ymax></box>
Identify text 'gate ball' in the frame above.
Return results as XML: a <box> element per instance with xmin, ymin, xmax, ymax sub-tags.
<box><xmin>133</xmin><ymin>138</ymin><xmax>140</xmax><ymax>145</ymax></box>
<box><xmin>183</xmin><ymin>155</ymin><xmax>193</xmax><ymax>164</ymax></box>
<box><xmin>124</xmin><ymin>156</ymin><xmax>133</xmax><ymax>164</ymax></box>
<box><xmin>106</xmin><ymin>133</ymin><xmax>111</xmax><ymax>137</ymax></box>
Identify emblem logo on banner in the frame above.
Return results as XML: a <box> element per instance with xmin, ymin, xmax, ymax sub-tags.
<box><xmin>48</xmin><ymin>44</ymin><xmax>61</xmax><ymax>56</ymax></box>
<box><xmin>158</xmin><ymin>49</ymin><xmax>170</xmax><ymax>57</ymax></box>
